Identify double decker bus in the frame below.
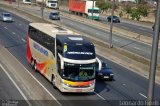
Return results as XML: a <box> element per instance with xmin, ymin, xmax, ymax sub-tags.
<box><xmin>26</xmin><ymin>23</ymin><xmax>98</xmax><ymax>92</ymax></box>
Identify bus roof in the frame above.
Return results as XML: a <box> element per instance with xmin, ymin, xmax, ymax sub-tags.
<box><xmin>56</xmin><ymin>35</ymin><xmax>93</xmax><ymax>45</ymax></box>
<box><xmin>29</xmin><ymin>23</ymin><xmax>75</xmax><ymax>38</ymax></box>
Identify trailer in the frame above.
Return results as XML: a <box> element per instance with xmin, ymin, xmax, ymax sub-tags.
<box><xmin>69</xmin><ymin>0</ymin><xmax>100</xmax><ymax>20</ymax></box>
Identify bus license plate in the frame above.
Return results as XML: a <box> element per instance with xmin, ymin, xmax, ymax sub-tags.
<box><xmin>104</xmin><ymin>76</ymin><xmax>109</xmax><ymax>79</ymax></box>
<box><xmin>76</xmin><ymin>89</ymin><xmax>82</xmax><ymax>92</ymax></box>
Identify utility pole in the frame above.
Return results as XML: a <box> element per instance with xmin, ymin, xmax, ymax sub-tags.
<box><xmin>18</xmin><ymin>0</ymin><xmax>19</xmax><ymax>8</ymax></box>
<box><xmin>147</xmin><ymin>0</ymin><xmax>160</xmax><ymax>103</ymax></box>
<box><xmin>109</xmin><ymin>0</ymin><xmax>115</xmax><ymax>48</ymax></box>
<box><xmin>41</xmin><ymin>0</ymin><xmax>45</xmax><ymax>19</ymax></box>
<box><xmin>92</xmin><ymin>0</ymin><xmax>94</xmax><ymax>20</ymax></box>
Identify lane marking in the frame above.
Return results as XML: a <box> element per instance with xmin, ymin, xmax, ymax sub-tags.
<box><xmin>5</xmin><ymin>49</ymin><xmax>62</xmax><ymax>106</ymax></box>
<box><xmin>94</xmin><ymin>91</ymin><xmax>106</xmax><ymax>100</ymax></box>
<box><xmin>122</xmin><ymin>84</ymin><xmax>126</xmax><ymax>86</ymax></box>
<box><xmin>134</xmin><ymin>46</ymin><xmax>140</xmax><ymax>50</ymax></box>
<box><xmin>113</xmin><ymin>39</ymin><xmax>119</xmax><ymax>42</ymax></box>
<box><xmin>69</xmin><ymin>22</ymin><xmax>73</xmax><ymax>25</ymax></box>
<box><xmin>0</xmin><ymin>64</ymin><xmax>32</xmax><ymax>106</ymax></box>
<box><xmin>12</xmin><ymin>32</ymin><xmax>16</xmax><ymax>35</ymax></box>
<box><xmin>139</xmin><ymin>93</ymin><xmax>147</xmax><ymax>98</ymax></box>
<box><xmin>22</xmin><ymin>38</ymin><xmax>26</xmax><ymax>42</ymax></box>
<box><xmin>4</xmin><ymin>27</ymin><xmax>8</xmax><ymax>29</ymax></box>
<box><xmin>95</xmin><ymin>32</ymin><xmax>100</xmax><ymax>35</ymax></box>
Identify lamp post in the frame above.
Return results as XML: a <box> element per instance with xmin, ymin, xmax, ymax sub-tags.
<box><xmin>109</xmin><ymin>0</ymin><xmax>115</xmax><ymax>48</ymax></box>
<box><xmin>41</xmin><ymin>0</ymin><xmax>45</xmax><ymax>19</ymax></box>
<box><xmin>18</xmin><ymin>0</ymin><xmax>19</xmax><ymax>8</ymax></box>
<box><xmin>147</xmin><ymin>0</ymin><xmax>160</xmax><ymax>103</ymax></box>
<box><xmin>92</xmin><ymin>0</ymin><xmax>95</xmax><ymax>20</ymax></box>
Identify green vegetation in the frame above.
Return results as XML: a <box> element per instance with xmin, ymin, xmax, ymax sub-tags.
<box><xmin>96</xmin><ymin>0</ymin><xmax>150</xmax><ymax>21</ymax></box>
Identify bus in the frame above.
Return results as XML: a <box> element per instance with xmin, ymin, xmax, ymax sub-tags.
<box><xmin>26</xmin><ymin>23</ymin><xmax>99</xmax><ymax>92</ymax></box>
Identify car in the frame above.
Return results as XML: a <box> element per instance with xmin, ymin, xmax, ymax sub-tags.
<box><xmin>49</xmin><ymin>12</ymin><xmax>60</xmax><ymax>20</ymax></box>
<box><xmin>1</xmin><ymin>12</ymin><xmax>13</xmax><ymax>22</ymax></box>
<box><xmin>96</xmin><ymin>62</ymin><xmax>114</xmax><ymax>81</ymax></box>
<box><xmin>107</xmin><ymin>15</ymin><xmax>120</xmax><ymax>23</ymax></box>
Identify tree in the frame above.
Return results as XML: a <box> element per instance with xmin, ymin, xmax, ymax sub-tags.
<box><xmin>131</xmin><ymin>9</ymin><xmax>141</xmax><ymax>21</ymax></box>
<box><xmin>96</xmin><ymin>1</ymin><xmax>112</xmax><ymax>14</ymax></box>
<box><xmin>137</xmin><ymin>4</ymin><xmax>149</xmax><ymax>17</ymax></box>
<box><xmin>123</xmin><ymin>3</ymin><xmax>133</xmax><ymax>19</ymax></box>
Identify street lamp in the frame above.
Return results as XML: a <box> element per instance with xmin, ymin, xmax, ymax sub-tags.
<box><xmin>147</xmin><ymin>0</ymin><xmax>160</xmax><ymax>103</ymax></box>
<box><xmin>18</xmin><ymin>0</ymin><xmax>19</xmax><ymax>8</ymax></box>
<box><xmin>109</xmin><ymin>0</ymin><xmax>115</xmax><ymax>48</ymax></box>
<box><xmin>92</xmin><ymin>0</ymin><xmax>95</xmax><ymax>20</ymax></box>
<box><xmin>41</xmin><ymin>0</ymin><xmax>45</xmax><ymax>19</ymax></box>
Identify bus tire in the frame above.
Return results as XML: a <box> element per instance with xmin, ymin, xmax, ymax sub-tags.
<box><xmin>34</xmin><ymin>61</ymin><xmax>37</xmax><ymax>72</ymax></box>
<box><xmin>31</xmin><ymin>58</ymin><xmax>34</xmax><ymax>69</ymax></box>
<box><xmin>52</xmin><ymin>75</ymin><xmax>56</xmax><ymax>89</ymax></box>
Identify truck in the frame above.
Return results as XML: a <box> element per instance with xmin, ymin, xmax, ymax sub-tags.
<box><xmin>36</xmin><ymin>0</ymin><xmax>58</xmax><ymax>9</ymax></box>
<box><xmin>23</xmin><ymin>0</ymin><xmax>31</xmax><ymax>4</ymax></box>
<box><xmin>69</xmin><ymin>0</ymin><xmax>100</xmax><ymax>20</ymax></box>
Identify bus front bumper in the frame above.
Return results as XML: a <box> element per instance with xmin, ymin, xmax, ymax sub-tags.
<box><xmin>59</xmin><ymin>84</ymin><xmax>95</xmax><ymax>93</ymax></box>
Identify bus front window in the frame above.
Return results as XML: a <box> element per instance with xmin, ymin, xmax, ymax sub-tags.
<box><xmin>62</xmin><ymin>63</ymin><xmax>95</xmax><ymax>81</ymax></box>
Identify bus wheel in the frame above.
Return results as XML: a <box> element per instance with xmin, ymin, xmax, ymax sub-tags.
<box><xmin>52</xmin><ymin>75</ymin><xmax>56</xmax><ymax>88</ymax></box>
<box><xmin>31</xmin><ymin>59</ymin><xmax>34</xmax><ymax>69</ymax></box>
<box><xmin>34</xmin><ymin>61</ymin><xmax>37</xmax><ymax>72</ymax></box>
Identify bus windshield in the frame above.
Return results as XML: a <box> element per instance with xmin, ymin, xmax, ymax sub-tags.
<box><xmin>62</xmin><ymin>63</ymin><xmax>95</xmax><ymax>81</ymax></box>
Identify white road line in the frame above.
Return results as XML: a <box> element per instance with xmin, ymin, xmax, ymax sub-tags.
<box><xmin>94</xmin><ymin>92</ymin><xmax>106</xmax><ymax>100</ymax></box>
<box><xmin>12</xmin><ymin>32</ymin><xmax>16</xmax><ymax>35</ymax></box>
<box><xmin>69</xmin><ymin>22</ymin><xmax>74</xmax><ymax>25</ymax></box>
<box><xmin>4</xmin><ymin>27</ymin><xmax>8</xmax><ymax>29</ymax></box>
<box><xmin>95</xmin><ymin>32</ymin><xmax>100</xmax><ymax>35</ymax></box>
<box><xmin>22</xmin><ymin>38</ymin><xmax>26</xmax><ymax>42</ymax></box>
<box><xmin>122</xmin><ymin>84</ymin><xmax>126</xmax><ymax>86</ymax></box>
<box><xmin>6</xmin><ymin>49</ymin><xmax>62</xmax><ymax>106</ymax></box>
<box><xmin>113</xmin><ymin>39</ymin><xmax>119</xmax><ymax>42</ymax></box>
<box><xmin>0</xmin><ymin>64</ymin><xmax>32</xmax><ymax>106</ymax></box>
<box><xmin>139</xmin><ymin>93</ymin><xmax>147</xmax><ymax>98</ymax></box>
<box><xmin>134</xmin><ymin>46</ymin><xmax>140</xmax><ymax>50</ymax></box>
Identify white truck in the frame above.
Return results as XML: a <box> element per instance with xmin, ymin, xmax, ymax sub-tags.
<box><xmin>36</xmin><ymin>0</ymin><xmax>58</xmax><ymax>9</ymax></box>
<box><xmin>23</xmin><ymin>0</ymin><xmax>31</xmax><ymax>4</ymax></box>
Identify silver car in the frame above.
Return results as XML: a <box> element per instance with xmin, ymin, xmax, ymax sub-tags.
<box><xmin>2</xmin><ymin>12</ymin><xmax>13</xmax><ymax>22</ymax></box>
<box><xmin>49</xmin><ymin>12</ymin><xmax>60</xmax><ymax>20</ymax></box>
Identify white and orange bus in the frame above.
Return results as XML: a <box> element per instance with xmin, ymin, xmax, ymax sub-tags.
<box><xmin>26</xmin><ymin>23</ymin><xmax>99</xmax><ymax>92</ymax></box>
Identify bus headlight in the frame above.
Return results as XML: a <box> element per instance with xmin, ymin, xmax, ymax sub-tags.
<box><xmin>89</xmin><ymin>81</ymin><xmax>95</xmax><ymax>87</ymax></box>
<box><xmin>63</xmin><ymin>82</ymin><xmax>69</xmax><ymax>86</ymax></box>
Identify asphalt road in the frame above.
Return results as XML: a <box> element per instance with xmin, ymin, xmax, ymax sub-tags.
<box><xmin>11</xmin><ymin>4</ymin><xmax>160</xmax><ymax>63</ymax></box>
<box><xmin>0</xmin><ymin>8</ymin><xmax>160</xmax><ymax>106</ymax></box>
<box><xmin>0</xmin><ymin>66</ymin><xmax>29</xmax><ymax>106</ymax></box>
<box><xmin>100</xmin><ymin>17</ymin><xmax>153</xmax><ymax>37</ymax></box>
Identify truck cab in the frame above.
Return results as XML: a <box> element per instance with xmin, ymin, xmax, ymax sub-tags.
<box><xmin>87</xmin><ymin>7</ymin><xmax>100</xmax><ymax>20</ymax></box>
<box><xmin>46</xmin><ymin>0</ymin><xmax>59</xmax><ymax>9</ymax></box>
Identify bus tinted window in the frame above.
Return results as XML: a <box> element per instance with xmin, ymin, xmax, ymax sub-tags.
<box><xmin>28</xmin><ymin>25</ymin><xmax>55</xmax><ymax>55</ymax></box>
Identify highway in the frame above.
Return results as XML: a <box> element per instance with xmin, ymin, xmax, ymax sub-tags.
<box><xmin>100</xmin><ymin>17</ymin><xmax>153</xmax><ymax>37</ymax></box>
<box><xmin>9</xmin><ymin>4</ymin><xmax>160</xmax><ymax>63</ymax></box>
<box><xmin>0</xmin><ymin>65</ymin><xmax>28</xmax><ymax>106</ymax></box>
<box><xmin>0</xmin><ymin>8</ymin><xmax>160</xmax><ymax>106</ymax></box>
